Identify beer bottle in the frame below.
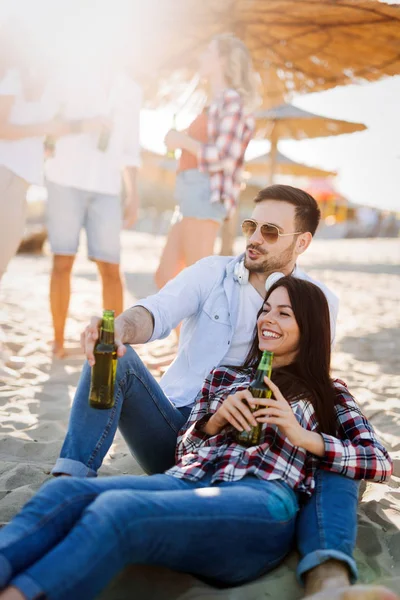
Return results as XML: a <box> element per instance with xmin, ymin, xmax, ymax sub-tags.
<box><xmin>97</xmin><ymin>124</ymin><xmax>111</xmax><ymax>152</ymax></box>
<box><xmin>44</xmin><ymin>104</ymin><xmax>65</xmax><ymax>159</ymax></box>
<box><xmin>166</xmin><ymin>113</ymin><xmax>177</xmax><ymax>160</ymax></box>
<box><xmin>89</xmin><ymin>310</ymin><xmax>117</xmax><ymax>409</ymax></box>
<box><xmin>235</xmin><ymin>350</ymin><xmax>274</xmax><ymax>447</ymax></box>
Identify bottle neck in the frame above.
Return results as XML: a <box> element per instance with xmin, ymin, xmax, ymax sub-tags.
<box><xmin>99</xmin><ymin>311</ymin><xmax>115</xmax><ymax>345</ymax></box>
<box><xmin>254</xmin><ymin>351</ymin><xmax>273</xmax><ymax>383</ymax></box>
<box><xmin>99</xmin><ymin>329</ymin><xmax>114</xmax><ymax>345</ymax></box>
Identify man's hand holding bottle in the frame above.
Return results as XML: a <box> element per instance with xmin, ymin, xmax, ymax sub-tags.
<box><xmin>81</xmin><ymin>316</ymin><xmax>126</xmax><ymax>367</ymax></box>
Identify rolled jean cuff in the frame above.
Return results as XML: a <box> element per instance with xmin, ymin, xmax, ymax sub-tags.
<box><xmin>10</xmin><ymin>573</ymin><xmax>44</xmax><ymax>600</ymax></box>
<box><xmin>51</xmin><ymin>458</ymin><xmax>97</xmax><ymax>478</ymax></box>
<box><xmin>0</xmin><ymin>554</ymin><xmax>12</xmax><ymax>587</ymax></box>
<box><xmin>296</xmin><ymin>549</ymin><xmax>358</xmax><ymax>586</ymax></box>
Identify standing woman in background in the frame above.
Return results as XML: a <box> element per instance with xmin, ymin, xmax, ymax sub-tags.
<box><xmin>156</xmin><ymin>33</ymin><xmax>258</xmax><ymax>289</ymax></box>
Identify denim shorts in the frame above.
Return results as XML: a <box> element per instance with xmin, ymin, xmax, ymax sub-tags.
<box><xmin>46</xmin><ymin>181</ymin><xmax>122</xmax><ymax>264</ymax></box>
<box><xmin>174</xmin><ymin>169</ymin><xmax>227</xmax><ymax>224</ymax></box>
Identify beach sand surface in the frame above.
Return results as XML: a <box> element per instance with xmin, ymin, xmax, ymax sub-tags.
<box><xmin>0</xmin><ymin>233</ymin><xmax>399</xmax><ymax>599</ymax></box>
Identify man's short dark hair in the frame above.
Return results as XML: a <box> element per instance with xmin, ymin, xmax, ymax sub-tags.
<box><xmin>254</xmin><ymin>184</ymin><xmax>321</xmax><ymax>236</ymax></box>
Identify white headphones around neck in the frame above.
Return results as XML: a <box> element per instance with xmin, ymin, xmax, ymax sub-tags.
<box><xmin>234</xmin><ymin>259</ymin><xmax>285</xmax><ymax>292</ymax></box>
<box><xmin>233</xmin><ymin>260</ymin><xmax>249</xmax><ymax>285</ymax></box>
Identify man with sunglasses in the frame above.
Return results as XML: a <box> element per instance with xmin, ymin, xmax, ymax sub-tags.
<box><xmin>52</xmin><ymin>184</ymin><xmax>376</xmax><ymax>600</ymax></box>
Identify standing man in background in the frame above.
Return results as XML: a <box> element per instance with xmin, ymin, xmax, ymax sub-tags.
<box><xmin>45</xmin><ymin>57</ymin><xmax>141</xmax><ymax>358</ymax></box>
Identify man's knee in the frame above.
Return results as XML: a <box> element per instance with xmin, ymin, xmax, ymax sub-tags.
<box><xmin>116</xmin><ymin>344</ymin><xmax>146</xmax><ymax>377</ymax></box>
<box><xmin>97</xmin><ymin>260</ymin><xmax>122</xmax><ymax>284</ymax></box>
<box><xmin>52</xmin><ymin>254</ymin><xmax>75</xmax><ymax>275</ymax></box>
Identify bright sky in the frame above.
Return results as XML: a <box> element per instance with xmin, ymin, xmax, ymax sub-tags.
<box><xmin>141</xmin><ymin>75</ymin><xmax>400</xmax><ymax>212</ymax></box>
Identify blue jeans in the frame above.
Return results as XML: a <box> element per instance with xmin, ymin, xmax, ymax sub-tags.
<box><xmin>52</xmin><ymin>346</ymin><xmax>360</xmax><ymax>584</ymax></box>
<box><xmin>53</xmin><ymin>346</ymin><xmax>192</xmax><ymax>476</ymax></box>
<box><xmin>0</xmin><ymin>474</ymin><xmax>298</xmax><ymax>600</ymax></box>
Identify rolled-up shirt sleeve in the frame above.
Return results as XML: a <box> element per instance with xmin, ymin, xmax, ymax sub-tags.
<box><xmin>198</xmin><ymin>92</ymin><xmax>249</xmax><ymax>175</ymax></box>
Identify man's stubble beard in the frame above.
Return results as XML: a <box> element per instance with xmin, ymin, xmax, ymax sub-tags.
<box><xmin>244</xmin><ymin>239</ymin><xmax>297</xmax><ymax>275</ymax></box>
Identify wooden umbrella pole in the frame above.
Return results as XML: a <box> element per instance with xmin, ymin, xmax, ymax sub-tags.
<box><xmin>269</xmin><ymin>124</ymin><xmax>278</xmax><ymax>185</ymax></box>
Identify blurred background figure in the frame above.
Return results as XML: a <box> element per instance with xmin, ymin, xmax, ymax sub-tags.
<box><xmin>156</xmin><ymin>33</ymin><xmax>259</xmax><ymax>289</ymax></box>
<box><xmin>44</xmin><ymin>50</ymin><xmax>142</xmax><ymax>358</ymax></box>
<box><xmin>0</xmin><ymin>19</ymin><xmax>91</xmax><ymax>376</ymax></box>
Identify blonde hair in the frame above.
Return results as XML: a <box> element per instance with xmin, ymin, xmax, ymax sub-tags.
<box><xmin>213</xmin><ymin>33</ymin><xmax>261</xmax><ymax>113</ymax></box>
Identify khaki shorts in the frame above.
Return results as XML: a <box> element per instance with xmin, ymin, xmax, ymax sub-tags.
<box><xmin>0</xmin><ymin>166</ymin><xmax>29</xmax><ymax>279</ymax></box>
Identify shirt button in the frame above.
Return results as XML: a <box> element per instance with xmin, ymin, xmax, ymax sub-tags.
<box><xmin>228</xmin><ymin>340</ymin><xmax>231</xmax><ymax>345</ymax></box>
<box><xmin>214</xmin><ymin>315</ymin><xmax>219</xmax><ymax>320</ymax></box>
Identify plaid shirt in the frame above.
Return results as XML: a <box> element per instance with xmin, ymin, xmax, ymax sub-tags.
<box><xmin>167</xmin><ymin>367</ymin><xmax>393</xmax><ymax>496</ymax></box>
<box><xmin>197</xmin><ymin>89</ymin><xmax>255</xmax><ymax>215</ymax></box>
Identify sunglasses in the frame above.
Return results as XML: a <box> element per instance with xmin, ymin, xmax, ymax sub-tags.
<box><xmin>241</xmin><ymin>219</ymin><xmax>302</xmax><ymax>244</ymax></box>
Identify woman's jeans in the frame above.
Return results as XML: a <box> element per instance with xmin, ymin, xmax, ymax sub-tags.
<box><xmin>52</xmin><ymin>346</ymin><xmax>360</xmax><ymax>584</ymax></box>
<box><xmin>0</xmin><ymin>474</ymin><xmax>298</xmax><ymax>600</ymax></box>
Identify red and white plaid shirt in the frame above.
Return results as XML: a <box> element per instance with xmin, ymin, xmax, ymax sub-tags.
<box><xmin>167</xmin><ymin>366</ymin><xmax>393</xmax><ymax>496</ymax></box>
<box><xmin>197</xmin><ymin>89</ymin><xmax>255</xmax><ymax>215</ymax></box>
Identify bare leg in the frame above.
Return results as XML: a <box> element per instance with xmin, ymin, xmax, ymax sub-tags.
<box><xmin>220</xmin><ymin>208</ymin><xmax>239</xmax><ymax>256</ymax></box>
<box><xmin>96</xmin><ymin>260</ymin><xmax>123</xmax><ymax>316</ymax></box>
<box><xmin>0</xmin><ymin>587</ymin><xmax>25</xmax><ymax>600</ymax></box>
<box><xmin>304</xmin><ymin>560</ymin><xmax>399</xmax><ymax>600</ymax></box>
<box><xmin>181</xmin><ymin>217</ymin><xmax>220</xmax><ymax>267</ymax></box>
<box><xmin>154</xmin><ymin>220</ymin><xmax>185</xmax><ymax>290</ymax></box>
<box><xmin>50</xmin><ymin>254</ymin><xmax>75</xmax><ymax>358</ymax></box>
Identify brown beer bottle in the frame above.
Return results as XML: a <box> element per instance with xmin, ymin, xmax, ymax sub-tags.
<box><xmin>235</xmin><ymin>350</ymin><xmax>274</xmax><ymax>447</ymax></box>
<box><xmin>89</xmin><ymin>310</ymin><xmax>117</xmax><ymax>409</ymax></box>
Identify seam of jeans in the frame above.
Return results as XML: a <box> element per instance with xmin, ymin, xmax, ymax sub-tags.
<box><xmin>316</xmin><ymin>473</ymin><xmax>327</xmax><ymax>549</ymax></box>
<box><xmin>86</xmin><ymin>366</ymin><xmax>181</xmax><ymax>469</ymax></box>
<box><xmin>86</xmin><ymin>368</ymin><xmax>130</xmax><ymax>469</ymax></box>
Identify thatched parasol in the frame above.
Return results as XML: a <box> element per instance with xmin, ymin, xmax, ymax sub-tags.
<box><xmin>254</xmin><ymin>102</ymin><xmax>366</xmax><ymax>182</ymax></box>
<box><xmin>140</xmin><ymin>0</ymin><xmax>400</xmax><ymax>106</ymax></box>
<box><xmin>245</xmin><ymin>149</ymin><xmax>337</xmax><ymax>178</ymax></box>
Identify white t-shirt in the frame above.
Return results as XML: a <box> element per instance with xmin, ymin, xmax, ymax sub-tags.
<box><xmin>0</xmin><ymin>68</ymin><xmax>54</xmax><ymax>184</ymax></box>
<box><xmin>45</xmin><ymin>69</ymin><xmax>142</xmax><ymax>195</ymax></box>
<box><xmin>222</xmin><ymin>283</ymin><xmax>264</xmax><ymax>366</ymax></box>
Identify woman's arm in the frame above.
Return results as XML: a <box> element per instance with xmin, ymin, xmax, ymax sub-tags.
<box><xmin>317</xmin><ymin>390</ymin><xmax>393</xmax><ymax>483</ymax></box>
<box><xmin>164</xmin><ymin>90</ymin><xmax>254</xmax><ymax>173</ymax></box>
<box><xmin>175</xmin><ymin>368</ymin><xmax>256</xmax><ymax>460</ymax></box>
<box><xmin>253</xmin><ymin>377</ymin><xmax>393</xmax><ymax>482</ymax></box>
<box><xmin>0</xmin><ymin>97</ymin><xmax>107</xmax><ymax>141</ymax></box>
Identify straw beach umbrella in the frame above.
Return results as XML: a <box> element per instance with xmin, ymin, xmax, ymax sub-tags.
<box><xmin>245</xmin><ymin>149</ymin><xmax>337</xmax><ymax>179</ymax></box>
<box><xmin>139</xmin><ymin>0</ymin><xmax>400</xmax><ymax>106</ymax></box>
<box><xmin>255</xmin><ymin>102</ymin><xmax>366</xmax><ymax>182</ymax></box>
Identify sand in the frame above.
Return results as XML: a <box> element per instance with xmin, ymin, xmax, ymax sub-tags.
<box><xmin>0</xmin><ymin>233</ymin><xmax>399</xmax><ymax>599</ymax></box>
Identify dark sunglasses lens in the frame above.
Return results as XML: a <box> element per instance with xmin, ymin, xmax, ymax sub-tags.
<box><xmin>261</xmin><ymin>224</ymin><xmax>279</xmax><ymax>243</ymax></box>
<box><xmin>241</xmin><ymin>220</ymin><xmax>257</xmax><ymax>237</ymax></box>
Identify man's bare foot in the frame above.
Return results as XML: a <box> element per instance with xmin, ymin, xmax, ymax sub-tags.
<box><xmin>305</xmin><ymin>584</ymin><xmax>399</xmax><ymax>600</ymax></box>
<box><xmin>0</xmin><ymin>586</ymin><xmax>26</xmax><ymax>600</ymax></box>
<box><xmin>52</xmin><ymin>341</ymin><xmax>66</xmax><ymax>359</ymax></box>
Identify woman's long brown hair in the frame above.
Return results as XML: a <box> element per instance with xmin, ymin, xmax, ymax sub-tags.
<box><xmin>242</xmin><ymin>276</ymin><xmax>338</xmax><ymax>436</ymax></box>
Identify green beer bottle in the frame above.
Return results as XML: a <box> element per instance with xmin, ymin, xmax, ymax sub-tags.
<box><xmin>166</xmin><ymin>113</ymin><xmax>177</xmax><ymax>160</ymax></box>
<box><xmin>89</xmin><ymin>310</ymin><xmax>117</xmax><ymax>409</ymax></box>
<box><xmin>235</xmin><ymin>350</ymin><xmax>274</xmax><ymax>447</ymax></box>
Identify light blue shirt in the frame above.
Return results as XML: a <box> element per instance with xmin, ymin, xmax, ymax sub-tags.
<box><xmin>136</xmin><ymin>255</ymin><xmax>339</xmax><ymax>408</ymax></box>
